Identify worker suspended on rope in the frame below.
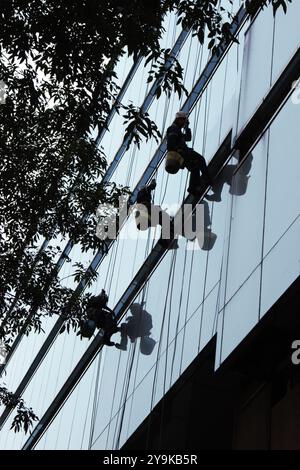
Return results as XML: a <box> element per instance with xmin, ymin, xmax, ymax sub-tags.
<box><xmin>135</xmin><ymin>179</ymin><xmax>178</xmax><ymax>249</ymax></box>
<box><xmin>80</xmin><ymin>289</ymin><xmax>119</xmax><ymax>345</ymax></box>
<box><xmin>115</xmin><ymin>303</ymin><xmax>156</xmax><ymax>355</ymax></box>
<box><xmin>165</xmin><ymin>111</ymin><xmax>212</xmax><ymax>194</ymax></box>
<box><xmin>135</xmin><ymin>179</ymin><xmax>165</xmax><ymax>228</ymax></box>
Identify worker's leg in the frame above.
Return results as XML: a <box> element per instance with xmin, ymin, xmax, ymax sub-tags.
<box><xmin>188</xmin><ymin>168</ymin><xmax>202</xmax><ymax>194</ymax></box>
<box><xmin>156</xmin><ymin>207</ymin><xmax>179</xmax><ymax>249</ymax></box>
<box><xmin>103</xmin><ymin>322</ymin><xmax>120</xmax><ymax>346</ymax></box>
<box><xmin>185</xmin><ymin>149</ymin><xmax>211</xmax><ymax>183</ymax></box>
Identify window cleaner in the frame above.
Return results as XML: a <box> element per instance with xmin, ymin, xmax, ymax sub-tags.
<box><xmin>166</xmin><ymin>111</ymin><xmax>212</xmax><ymax>194</ymax></box>
<box><xmin>79</xmin><ymin>289</ymin><xmax>119</xmax><ymax>345</ymax></box>
<box><xmin>135</xmin><ymin>179</ymin><xmax>178</xmax><ymax>249</ymax></box>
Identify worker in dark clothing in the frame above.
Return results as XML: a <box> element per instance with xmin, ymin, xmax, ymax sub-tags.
<box><xmin>80</xmin><ymin>289</ymin><xmax>119</xmax><ymax>345</ymax></box>
<box><xmin>166</xmin><ymin>111</ymin><xmax>212</xmax><ymax>194</ymax></box>
<box><xmin>135</xmin><ymin>179</ymin><xmax>178</xmax><ymax>249</ymax></box>
<box><xmin>136</xmin><ymin>179</ymin><xmax>157</xmax><ymax>215</ymax></box>
<box><xmin>136</xmin><ymin>179</ymin><xmax>170</xmax><ymax>227</ymax></box>
<box><xmin>115</xmin><ymin>303</ymin><xmax>156</xmax><ymax>355</ymax></box>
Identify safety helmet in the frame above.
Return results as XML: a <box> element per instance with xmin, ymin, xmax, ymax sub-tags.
<box><xmin>175</xmin><ymin>111</ymin><xmax>188</xmax><ymax>119</ymax></box>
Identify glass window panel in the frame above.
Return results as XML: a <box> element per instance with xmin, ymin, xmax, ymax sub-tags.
<box><xmin>91</xmin><ymin>366</ymin><xmax>156</xmax><ymax>450</ymax></box>
<box><xmin>237</xmin><ymin>6</ymin><xmax>274</xmax><ymax>132</ymax></box>
<box><xmin>91</xmin><ymin>425</ymin><xmax>109</xmax><ymax>450</ymax></box>
<box><xmin>0</xmin><ymin>409</ymin><xmax>24</xmax><ymax>449</ymax></box>
<box><xmin>219</xmin><ymin>266</ymin><xmax>261</xmax><ymax>363</ymax></box>
<box><xmin>123</xmin><ymin>366</ymin><xmax>155</xmax><ymax>447</ymax></box>
<box><xmin>264</xmin><ymin>100</ymin><xmax>300</xmax><ymax>254</ymax></box>
<box><xmin>90</xmin><ymin>345</ymin><xmax>133</xmax><ymax>442</ymax></box>
<box><xmin>261</xmin><ymin>216</ymin><xmax>300</xmax><ymax>318</ymax></box>
<box><xmin>225</xmin><ymin>135</ymin><xmax>268</xmax><ymax>302</ymax></box>
<box><xmin>163</xmin><ymin>332</ymin><xmax>184</xmax><ymax>390</ymax></box>
<box><xmin>204</xmin><ymin>165</ymin><xmax>232</xmax><ymax>297</ymax></box>
<box><xmin>219</xmin><ymin>43</ymin><xmax>240</xmax><ymax>143</ymax></box>
<box><xmin>104</xmin><ymin>395</ymin><xmax>132</xmax><ymax>450</ymax></box>
<box><xmin>180</xmin><ymin>306</ymin><xmax>203</xmax><ymax>373</ymax></box>
<box><xmin>2</xmin><ymin>315</ymin><xmax>57</xmax><ymax>392</ymax></box>
<box><xmin>100</xmin><ymin>12</ymin><xmax>181</xmax><ymax>167</ymax></box>
<box><xmin>34</xmin><ymin>353</ymin><xmax>113</xmax><ymax>450</ymax></box>
<box><xmin>199</xmin><ymin>282</ymin><xmax>220</xmax><ymax>352</ymax></box>
<box><xmin>204</xmin><ymin>58</ymin><xmax>228</xmax><ymax>159</ymax></box>
<box><xmin>272</xmin><ymin>1</ymin><xmax>300</xmax><ymax>83</ymax></box>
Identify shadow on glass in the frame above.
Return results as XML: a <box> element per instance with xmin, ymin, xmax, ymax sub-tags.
<box><xmin>115</xmin><ymin>302</ymin><xmax>156</xmax><ymax>356</ymax></box>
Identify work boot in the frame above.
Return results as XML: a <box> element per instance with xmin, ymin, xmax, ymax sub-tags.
<box><xmin>187</xmin><ymin>185</ymin><xmax>202</xmax><ymax>195</ymax></box>
<box><xmin>103</xmin><ymin>336</ymin><xmax>115</xmax><ymax>347</ymax></box>
<box><xmin>205</xmin><ymin>192</ymin><xmax>221</xmax><ymax>202</ymax></box>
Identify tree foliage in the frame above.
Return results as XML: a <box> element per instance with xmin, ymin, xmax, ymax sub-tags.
<box><xmin>0</xmin><ymin>385</ymin><xmax>38</xmax><ymax>433</ymax></box>
<box><xmin>0</xmin><ymin>0</ymin><xmax>291</xmax><ymax>434</ymax></box>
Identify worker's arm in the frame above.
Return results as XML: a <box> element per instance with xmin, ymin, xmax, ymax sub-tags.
<box><xmin>184</xmin><ymin>126</ymin><xmax>192</xmax><ymax>142</ymax></box>
<box><xmin>136</xmin><ymin>186</ymin><xmax>151</xmax><ymax>204</ymax></box>
<box><xmin>103</xmin><ymin>305</ymin><xmax>115</xmax><ymax>317</ymax></box>
<box><xmin>148</xmin><ymin>179</ymin><xmax>156</xmax><ymax>191</ymax></box>
<box><xmin>166</xmin><ymin>125</ymin><xmax>181</xmax><ymax>151</ymax></box>
<box><xmin>184</xmin><ymin>119</ymin><xmax>192</xmax><ymax>142</ymax></box>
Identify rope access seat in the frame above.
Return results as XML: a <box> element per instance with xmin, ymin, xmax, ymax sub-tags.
<box><xmin>165</xmin><ymin>150</ymin><xmax>185</xmax><ymax>174</ymax></box>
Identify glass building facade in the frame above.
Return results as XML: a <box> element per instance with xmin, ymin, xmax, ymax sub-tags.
<box><xmin>0</xmin><ymin>0</ymin><xmax>300</xmax><ymax>450</ymax></box>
